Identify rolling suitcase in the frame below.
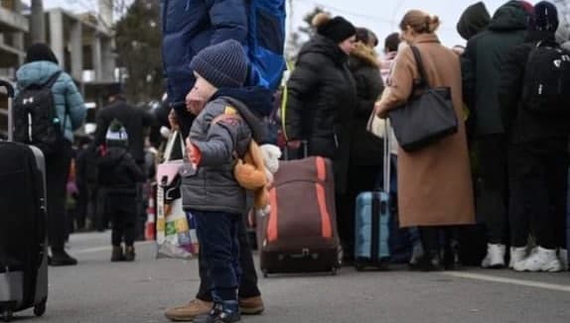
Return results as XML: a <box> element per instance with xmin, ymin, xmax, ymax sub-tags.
<box><xmin>258</xmin><ymin>143</ymin><xmax>341</xmax><ymax>276</ymax></box>
<box><xmin>354</xmin><ymin>121</ymin><xmax>392</xmax><ymax>270</ymax></box>
<box><xmin>0</xmin><ymin>80</ymin><xmax>48</xmax><ymax>322</ymax></box>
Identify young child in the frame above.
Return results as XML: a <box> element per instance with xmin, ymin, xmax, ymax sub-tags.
<box><xmin>98</xmin><ymin>120</ymin><xmax>146</xmax><ymax>262</ymax></box>
<box><xmin>182</xmin><ymin>40</ymin><xmax>266</xmax><ymax>323</ymax></box>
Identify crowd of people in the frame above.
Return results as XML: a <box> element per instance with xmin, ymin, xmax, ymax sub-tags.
<box><xmin>7</xmin><ymin>1</ymin><xmax>570</xmax><ymax>323</ymax></box>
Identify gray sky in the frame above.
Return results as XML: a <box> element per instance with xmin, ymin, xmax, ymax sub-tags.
<box><xmin>32</xmin><ymin>0</ymin><xmax>539</xmax><ymax>46</ymax></box>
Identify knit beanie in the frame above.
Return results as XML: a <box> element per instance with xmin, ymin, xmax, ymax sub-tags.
<box><xmin>529</xmin><ymin>1</ymin><xmax>559</xmax><ymax>32</ymax></box>
<box><xmin>312</xmin><ymin>13</ymin><xmax>356</xmax><ymax>43</ymax></box>
<box><xmin>25</xmin><ymin>43</ymin><xmax>58</xmax><ymax>64</ymax></box>
<box><xmin>189</xmin><ymin>40</ymin><xmax>248</xmax><ymax>88</ymax></box>
<box><xmin>105</xmin><ymin>119</ymin><xmax>129</xmax><ymax>147</ymax></box>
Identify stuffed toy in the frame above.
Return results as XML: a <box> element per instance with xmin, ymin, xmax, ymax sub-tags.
<box><xmin>233</xmin><ymin>141</ymin><xmax>281</xmax><ymax>215</ymax></box>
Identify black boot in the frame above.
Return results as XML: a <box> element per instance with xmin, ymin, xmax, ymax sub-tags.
<box><xmin>124</xmin><ymin>246</ymin><xmax>136</xmax><ymax>262</ymax></box>
<box><xmin>111</xmin><ymin>246</ymin><xmax>125</xmax><ymax>262</ymax></box>
<box><xmin>50</xmin><ymin>250</ymin><xmax>78</xmax><ymax>266</ymax></box>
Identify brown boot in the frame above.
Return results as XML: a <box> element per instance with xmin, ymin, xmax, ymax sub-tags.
<box><xmin>164</xmin><ymin>299</ymin><xmax>213</xmax><ymax>322</ymax></box>
<box><xmin>124</xmin><ymin>246</ymin><xmax>136</xmax><ymax>262</ymax></box>
<box><xmin>111</xmin><ymin>246</ymin><xmax>124</xmax><ymax>262</ymax></box>
<box><xmin>239</xmin><ymin>296</ymin><xmax>264</xmax><ymax>315</ymax></box>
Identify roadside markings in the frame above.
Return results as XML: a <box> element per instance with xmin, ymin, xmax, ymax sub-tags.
<box><xmin>442</xmin><ymin>271</ymin><xmax>570</xmax><ymax>293</ymax></box>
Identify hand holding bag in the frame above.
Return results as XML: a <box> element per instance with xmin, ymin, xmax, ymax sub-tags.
<box><xmin>387</xmin><ymin>46</ymin><xmax>458</xmax><ymax>152</ymax></box>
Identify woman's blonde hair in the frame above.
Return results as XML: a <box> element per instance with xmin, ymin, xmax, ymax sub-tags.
<box><xmin>399</xmin><ymin>10</ymin><xmax>441</xmax><ymax>34</ymax></box>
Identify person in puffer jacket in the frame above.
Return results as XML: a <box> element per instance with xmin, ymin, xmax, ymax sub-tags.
<box><xmin>176</xmin><ymin>40</ymin><xmax>265</xmax><ymax>323</ymax></box>
<box><xmin>16</xmin><ymin>43</ymin><xmax>86</xmax><ymax>267</ymax></box>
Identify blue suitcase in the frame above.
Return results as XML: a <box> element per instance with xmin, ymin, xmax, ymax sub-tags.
<box><xmin>354</xmin><ymin>192</ymin><xmax>391</xmax><ymax>270</ymax></box>
<box><xmin>354</xmin><ymin>120</ymin><xmax>392</xmax><ymax>270</ymax></box>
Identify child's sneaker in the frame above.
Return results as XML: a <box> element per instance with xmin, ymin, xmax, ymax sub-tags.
<box><xmin>559</xmin><ymin>249</ymin><xmax>568</xmax><ymax>271</ymax></box>
<box><xmin>194</xmin><ymin>302</ymin><xmax>241</xmax><ymax>323</ymax></box>
<box><xmin>514</xmin><ymin>247</ymin><xmax>562</xmax><ymax>272</ymax></box>
<box><xmin>111</xmin><ymin>246</ymin><xmax>125</xmax><ymax>262</ymax></box>
<box><xmin>509</xmin><ymin>246</ymin><xmax>527</xmax><ymax>269</ymax></box>
<box><xmin>481</xmin><ymin>244</ymin><xmax>506</xmax><ymax>268</ymax></box>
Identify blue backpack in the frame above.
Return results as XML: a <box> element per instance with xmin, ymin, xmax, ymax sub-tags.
<box><xmin>245</xmin><ymin>0</ymin><xmax>286</xmax><ymax>91</ymax></box>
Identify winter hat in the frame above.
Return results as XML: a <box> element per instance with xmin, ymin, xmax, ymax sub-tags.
<box><xmin>189</xmin><ymin>40</ymin><xmax>248</xmax><ymax>88</ymax></box>
<box><xmin>529</xmin><ymin>1</ymin><xmax>559</xmax><ymax>32</ymax></box>
<box><xmin>519</xmin><ymin>1</ymin><xmax>535</xmax><ymax>15</ymax></box>
<box><xmin>312</xmin><ymin>13</ymin><xmax>356</xmax><ymax>43</ymax></box>
<box><xmin>105</xmin><ymin>119</ymin><xmax>129</xmax><ymax>147</ymax></box>
<box><xmin>25</xmin><ymin>43</ymin><xmax>58</xmax><ymax>64</ymax></box>
<box><xmin>456</xmin><ymin>2</ymin><xmax>491</xmax><ymax>40</ymax></box>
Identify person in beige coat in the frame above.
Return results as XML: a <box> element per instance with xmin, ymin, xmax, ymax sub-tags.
<box><xmin>375</xmin><ymin>10</ymin><xmax>475</xmax><ymax>270</ymax></box>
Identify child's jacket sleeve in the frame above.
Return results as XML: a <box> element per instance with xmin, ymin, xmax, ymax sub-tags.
<box><xmin>191</xmin><ymin>105</ymin><xmax>252</xmax><ymax>167</ymax></box>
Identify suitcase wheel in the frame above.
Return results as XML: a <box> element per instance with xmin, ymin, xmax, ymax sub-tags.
<box><xmin>1</xmin><ymin>309</ymin><xmax>13</xmax><ymax>323</ymax></box>
<box><xmin>354</xmin><ymin>262</ymin><xmax>365</xmax><ymax>272</ymax></box>
<box><xmin>34</xmin><ymin>300</ymin><xmax>47</xmax><ymax>317</ymax></box>
<box><xmin>262</xmin><ymin>270</ymin><xmax>269</xmax><ymax>278</ymax></box>
<box><xmin>330</xmin><ymin>267</ymin><xmax>338</xmax><ymax>276</ymax></box>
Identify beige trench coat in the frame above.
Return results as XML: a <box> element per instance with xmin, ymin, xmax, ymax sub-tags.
<box><xmin>377</xmin><ymin>33</ymin><xmax>475</xmax><ymax>227</ymax></box>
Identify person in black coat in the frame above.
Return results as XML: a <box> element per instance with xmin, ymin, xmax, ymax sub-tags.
<box><xmin>284</xmin><ymin>13</ymin><xmax>357</xmax><ymax>259</ymax></box>
<box><xmin>93</xmin><ymin>84</ymin><xmax>155</xmax><ymax>166</ymax></box>
<box><xmin>344</xmin><ymin>27</ymin><xmax>384</xmax><ymax>260</ymax></box>
<box><xmin>499</xmin><ymin>2</ymin><xmax>570</xmax><ymax>272</ymax></box>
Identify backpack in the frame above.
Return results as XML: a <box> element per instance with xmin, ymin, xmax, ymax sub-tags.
<box><xmin>522</xmin><ymin>41</ymin><xmax>570</xmax><ymax>115</ymax></box>
<box><xmin>13</xmin><ymin>71</ymin><xmax>64</xmax><ymax>156</ymax></box>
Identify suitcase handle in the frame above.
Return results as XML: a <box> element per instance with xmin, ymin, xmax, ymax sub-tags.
<box><xmin>0</xmin><ymin>79</ymin><xmax>15</xmax><ymax>98</ymax></box>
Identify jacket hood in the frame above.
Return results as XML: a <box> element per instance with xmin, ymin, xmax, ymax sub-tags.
<box><xmin>489</xmin><ymin>1</ymin><xmax>529</xmax><ymax>32</ymax></box>
<box><xmin>348</xmin><ymin>43</ymin><xmax>380</xmax><ymax>69</ymax></box>
<box><xmin>210</xmin><ymin>91</ymin><xmax>267</xmax><ymax>143</ymax></box>
<box><xmin>212</xmin><ymin>86</ymin><xmax>274</xmax><ymax>117</ymax></box>
<box><xmin>16</xmin><ymin>61</ymin><xmax>62</xmax><ymax>89</ymax></box>
<box><xmin>298</xmin><ymin>35</ymin><xmax>348</xmax><ymax>66</ymax></box>
<box><xmin>457</xmin><ymin>2</ymin><xmax>491</xmax><ymax>40</ymax></box>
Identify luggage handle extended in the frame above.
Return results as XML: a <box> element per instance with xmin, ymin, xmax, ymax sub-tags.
<box><xmin>283</xmin><ymin>139</ymin><xmax>308</xmax><ymax>161</ymax></box>
<box><xmin>382</xmin><ymin>121</ymin><xmax>391</xmax><ymax>193</ymax></box>
<box><xmin>0</xmin><ymin>79</ymin><xmax>15</xmax><ymax>141</ymax></box>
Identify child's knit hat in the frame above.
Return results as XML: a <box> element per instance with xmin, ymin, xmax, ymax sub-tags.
<box><xmin>189</xmin><ymin>39</ymin><xmax>248</xmax><ymax>88</ymax></box>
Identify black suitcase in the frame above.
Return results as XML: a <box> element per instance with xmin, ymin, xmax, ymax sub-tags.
<box><xmin>0</xmin><ymin>80</ymin><xmax>48</xmax><ymax>322</ymax></box>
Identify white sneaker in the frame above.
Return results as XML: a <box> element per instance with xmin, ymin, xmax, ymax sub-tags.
<box><xmin>559</xmin><ymin>249</ymin><xmax>568</xmax><ymax>271</ymax></box>
<box><xmin>481</xmin><ymin>244</ymin><xmax>506</xmax><ymax>268</ymax></box>
<box><xmin>514</xmin><ymin>247</ymin><xmax>562</xmax><ymax>272</ymax></box>
<box><xmin>509</xmin><ymin>247</ymin><xmax>528</xmax><ymax>269</ymax></box>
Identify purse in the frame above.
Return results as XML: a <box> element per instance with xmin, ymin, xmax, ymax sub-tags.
<box><xmin>387</xmin><ymin>46</ymin><xmax>458</xmax><ymax>152</ymax></box>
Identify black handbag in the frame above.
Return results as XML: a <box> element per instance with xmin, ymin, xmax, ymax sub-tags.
<box><xmin>388</xmin><ymin>46</ymin><xmax>458</xmax><ymax>152</ymax></box>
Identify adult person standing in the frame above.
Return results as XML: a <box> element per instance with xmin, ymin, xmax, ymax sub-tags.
<box><xmin>92</xmin><ymin>85</ymin><xmax>155</xmax><ymax>237</ymax></box>
<box><xmin>162</xmin><ymin>1</ymin><xmax>286</xmax><ymax>321</ymax></box>
<box><xmin>283</xmin><ymin>13</ymin><xmax>357</xmax><ymax>259</ymax></box>
<box><xmin>462</xmin><ymin>0</ymin><xmax>532</xmax><ymax>269</ymax></box>
<box><xmin>499</xmin><ymin>1</ymin><xmax>570</xmax><ymax>272</ymax></box>
<box><xmin>344</xmin><ymin>27</ymin><xmax>384</xmax><ymax>262</ymax></box>
<box><xmin>375</xmin><ymin>10</ymin><xmax>475</xmax><ymax>271</ymax></box>
<box><xmin>15</xmin><ymin>43</ymin><xmax>87</xmax><ymax>266</ymax></box>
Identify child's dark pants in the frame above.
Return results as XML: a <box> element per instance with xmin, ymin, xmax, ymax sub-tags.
<box><xmin>192</xmin><ymin>210</ymin><xmax>242</xmax><ymax>303</ymax></box>
<box><xmin>107</xmin><ymin>192</ymin><xmax>137</xmax><ymax>247</ymax></box>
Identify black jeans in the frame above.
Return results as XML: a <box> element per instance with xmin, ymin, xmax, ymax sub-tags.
<box><xmin>477</xmin><ymin>135</ymin><xmax>509</xmax><ymax>245</ymax></box>
<box><xmin>197</xmin><ymin>213</ymin><xmax>260</xmax><ymax>301</ymax></box>
<box><xmin>107</xmin><ymin>192</ymin><xmax>137</xmax><ymax>247</ymax></box>
<box><xmin>46</xmin><ymin>140</ymin><xmax>72</xmax><ymax>253</ymax></box>
<box><xmin>193</xmin><ymin>210</ymin><xmax>242</xmax><ymax>302</ymax></box>
<box><xmin>508</xmin><ymin>145</ymin><xmax>568</xmax><ymax>249</ymax></box>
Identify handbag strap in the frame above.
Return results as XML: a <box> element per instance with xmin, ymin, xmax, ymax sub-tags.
<box><xmin>410</xmin><ymin>46</ymin><xmax>431</xmax><ymax>89</ymax></box>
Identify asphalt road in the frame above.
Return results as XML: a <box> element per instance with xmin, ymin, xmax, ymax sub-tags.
<box><xmin>10</xmin><ymin>232</ymin><xmax>570</xmax><ymax>323</ymax></box>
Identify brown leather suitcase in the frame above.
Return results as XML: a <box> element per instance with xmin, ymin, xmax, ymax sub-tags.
<box><xmin>258</xmin><ymin>156</ymin><xmax>341</xmax><ymax>276</ymax></box>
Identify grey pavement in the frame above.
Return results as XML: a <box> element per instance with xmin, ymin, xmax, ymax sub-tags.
<box><xmin>13</xmin><ymin>232</ymin><xmax>570</xmax><ymax>323</ymax></box>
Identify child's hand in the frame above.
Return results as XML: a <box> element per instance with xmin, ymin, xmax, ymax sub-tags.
<box><xmin>186</xmin><ymin>138</ymin><xmax>201</xmax><ymax>167</ymax></box>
